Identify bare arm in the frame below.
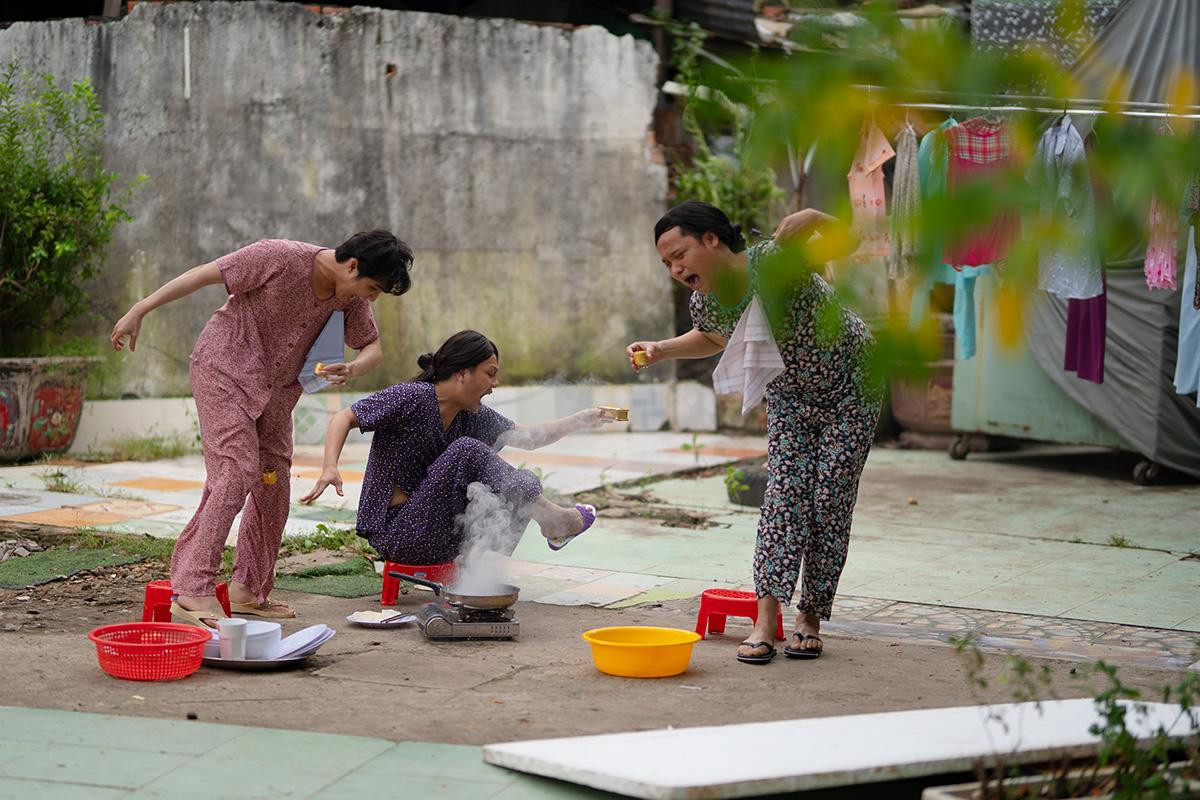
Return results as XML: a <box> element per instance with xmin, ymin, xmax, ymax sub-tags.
<box><xmin>110</xmin><ymin>261</ymin><xmax>224</xmax><ymax>351</ymax></box>
<box><xmin>773</xmin><ymin>208</ymin><xmax>860</xmax><ymax>263</ymax></box>
<box><xmin>625</xmin><ymin>328</ymin><xmax>726</xmax><ymax>371</ymax></box>
<box><xmin>301</xmin><ymin>407</ymin><xmax>359</xmax><ymax>502</ymax></box>
<box><xmin>498</xmin><ymin>408</ymin><xmax>609</xmax><ymax>451</ymax></box>
<box><xmin>319</xmin><ymin>339</ymin><xmax>383</xmax><ymax>387</ymax></box>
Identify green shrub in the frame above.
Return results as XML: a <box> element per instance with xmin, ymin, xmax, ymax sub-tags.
<box><xmin>0</xmin><ymin>63</ymin><xmax>143</xmax><ymax>356</ymax></box>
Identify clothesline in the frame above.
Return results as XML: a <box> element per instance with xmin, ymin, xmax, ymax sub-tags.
<box><xmin>885</xmin><ymin>100</ymin><xmax>1200</xmax><ymax>120</ymax></box>
<box><xmin>853</xmin><ymin>84</ymin><xmax>1200</xmax><ymax>120</ymax></box>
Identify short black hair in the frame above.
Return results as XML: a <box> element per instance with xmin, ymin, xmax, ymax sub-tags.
<box><xmin>335</xmin><ymin>230</ymin><xmax>414</xmax><ymax>296</ymax></box>
<box><xmin>654</xmin><ymin>200</ymin><xmax>746</xmax><ymax>253</ymax></box>
<box><xmin>414</xmin><ymin>330</ymin><xmax>500</xmax><ymax>383</ymax></box>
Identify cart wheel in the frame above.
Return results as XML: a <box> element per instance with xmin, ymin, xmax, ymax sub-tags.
<box><xmin>1132</xmin><ymin>460</ymin><xmax>1162</xmax><ymax>485</ymax></box>
<box><xmin>948</xmin><ymin>435</ymin><xmax>970</xmax><ymax>461</ymax></box>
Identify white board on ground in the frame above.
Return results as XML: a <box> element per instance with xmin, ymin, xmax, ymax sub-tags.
<box><xmin>482</xmin><ymin>699</ymin><xmax>1190</xmax><ymax>800</ymax></box>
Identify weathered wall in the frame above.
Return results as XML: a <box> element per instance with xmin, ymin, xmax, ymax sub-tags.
<box><xmin>0</xmin><ymin>2</ymin><xmax>670</xmax><ymax>396</ymax></box>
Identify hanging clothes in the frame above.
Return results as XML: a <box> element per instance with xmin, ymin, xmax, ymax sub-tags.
<box><xmin>1030</xmin><ymin>115</ymin><xmax>1103</xmax><ymax>300</ymax></box>
<box><xmin>1063</xmin><ymin>272</ymin><xmax>1106</xmax><ymax>384</ymax></box>
<box><xmin>888</xmin><ymin>122</ymin><xmax>921</xmax><ymax>280</ymax></box>
<box><xmin>908</xmin><ymin>118</ymin><xmax>990</xmax><ymax>359</ymax></box>
<box><xmin>1175</xmin><ymin>225</ymin><xmax>1200</xmax><ymax>398</ymax></box>
<box><xmin>1187</xmin><ymin>176</ymin><xmax>1200</xmax><ymax>311</ymax></box>
<box><xmin>1144</xmin><ymin>192</ymin><xmax>1178</xmax><ymax>290</ymax></box>
<box><xmin>847</xmin><ymin>116</ymin><xmax>895</xmax><ymax>260</ymax></box>
<box><xmin>1175</xmin><ymin>225</ymin><xmax>1200</xmax><ymax>399</ymax></box>
<box><xmin>944</xmin><ymin>117</ymin><xmax>1020</xmax><ymax>268</ymax></box>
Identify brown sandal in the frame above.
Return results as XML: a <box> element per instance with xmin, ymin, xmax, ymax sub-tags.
<box><xmin>230</xmin><ymin>600</ymin><xmax>296</xmax><ymax>619</ymax></box>
<box><xmin>169</xmin><ymin>601</ymin><xmax>226</xmax><ymax>629</ymax></box>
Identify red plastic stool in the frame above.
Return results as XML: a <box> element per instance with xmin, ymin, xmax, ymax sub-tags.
<box><xmin>380</xmin><ymin>562</ymin><xmax>457</xmax><ymax>606</ymax></box>
<box><xmin>142</xmin><ymin>580</ymin><xmax>232</xmax><ymax>622</ymax></box>
<box><xmin>695</xmin><ymin>588</ymin><xmax>785</xmax><ymax>640</ymax></box>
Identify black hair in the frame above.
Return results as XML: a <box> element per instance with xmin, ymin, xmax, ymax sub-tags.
<box><xmin>413</xmin><ymin>330</ymin><xmax>500</xmax><ymax>383</ymax></box>
<box><xmin>334</xmin><ymin>230</ymin><xmax>414</xmax><ymax>296</ymax></box>
<box><xmin>653</xmin><ymin>200</ymin><xmax>746</xmax><ymax>253</ymax></box>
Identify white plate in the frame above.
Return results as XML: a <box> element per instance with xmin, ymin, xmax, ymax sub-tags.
<box><xmin>345</xmin><ymin>611</ymin><xmax>417</xmax><ymax>628</ymax></box>
<box><xmin>274</xmin><ymin>626</ymin><xmax>335</xmax><ymax>659</ymax></box>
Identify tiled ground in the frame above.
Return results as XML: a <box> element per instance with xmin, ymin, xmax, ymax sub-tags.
<box><xmin>3</xmin><ymin>437</ymin><xmax>1198</xmax><ymax>667</ymax></box>
<box><xmin>0</xmin><ymin>707</ymin><xmax>616</xmax><ymax>799</ymax></box>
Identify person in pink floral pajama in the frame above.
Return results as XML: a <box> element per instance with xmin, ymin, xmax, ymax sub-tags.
<box><xmin>110</xmin><ymin>232</ymin><xmax>413</xmax><ymax>627</ymax></box>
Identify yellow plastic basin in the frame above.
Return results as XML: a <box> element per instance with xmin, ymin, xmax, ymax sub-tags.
<box><xmin>582</xmin><ymin>626</ymin><xmax>701</xmax><ymax>678</ymax></box>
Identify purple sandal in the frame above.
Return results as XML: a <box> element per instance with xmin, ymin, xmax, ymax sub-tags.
<box><xmin>547</xmin><ymin>504</ymin><xmax>596</xmax><ymax>551</ymax></box>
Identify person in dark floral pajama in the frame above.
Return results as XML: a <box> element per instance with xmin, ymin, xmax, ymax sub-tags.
<box><xmin>627</xmin><ymin>201</ymin><xmax>881</xmax><ymax>664</ymax></box>
<box><xmin>303</xmin><ymin>330</ymin><xmax>607</xmax><ymax>563</ymax></box>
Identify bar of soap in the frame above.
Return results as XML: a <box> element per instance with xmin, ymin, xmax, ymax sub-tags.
<box><xmin>632</xmin><ymin>351</ymin><xmax>651</xmax><ymax>367</ymax></box>
<box><xmin>314</xmin><ymin>362</ymin><xmax>326</xmax><ymax>376</ymax></box>
<box><xmin>598</xmin><ymin>406</ymin><xmax>629</xmax><ymax>421</ymax></box>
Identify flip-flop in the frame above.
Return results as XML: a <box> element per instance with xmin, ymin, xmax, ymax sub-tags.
<box><xmin>784</xmin><ymin>633</ymin><xmax>823</xmax><ymax>660</ymax></box>
<box><xmin>547</xmin><ymin>504</ymin><xmax>596</xmax><ymax>551</ymax></box>
<box><xmin>230</xmin><ymin>600</ymin><xmax>296</xmax><ymax>619</ymax></box>
<box><xmin>736</xmin><ymin>640</ymin><xmax>777</xmax><ymax>665</ymax></box>
<box><xmin>169</xmin><ymin>601</ymin><xmax>226</xmax><ymax>630</ymax></box>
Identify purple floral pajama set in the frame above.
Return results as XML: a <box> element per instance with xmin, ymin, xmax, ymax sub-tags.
<box><xmin>691</xmin><ymin>241</ymin><xmax>882</xmax><ymax>620</ymax></box>
<box><xmin>352</xmin><ymin>382</ymin><xmax>543</xmax><ymax>564</ymax></box>
<box><xmin>172</xmin><ymin>240</ymin><xmax>378</xmax><ymax>601</ymax></box>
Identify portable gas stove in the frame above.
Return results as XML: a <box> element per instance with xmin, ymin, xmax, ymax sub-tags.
<box><xmin>416</xmin><ymin>601</ymin><xmax>520</xmax><ymax>640</ymax></box>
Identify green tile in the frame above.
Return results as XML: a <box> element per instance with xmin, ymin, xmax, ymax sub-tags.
<box><xmin>323</xmin><ymin>742</ymin><xmax>511</xmax><ymax>786</ymax></box>
<box><xmin>315</xmin><ymin>773</ymin><xmax>507</xmax><ymax>800</ymax></box>
<box><xmin>91</xmin><ymin>520</ymin><xmax>186</xmax><ymax>537</ymax></box>
<box><xmin>287</xmin><ymin>504</ymin><xmax>358</xmax><ymax>523</ymax></box>
<box><xmin>0</xmin><ymin>741</ymin><xmax>41</xmax><ymax>768</ymax></box>
<box><xmin>0</xmin><ymin>742</ymin><xmax>190</xmax><ymax>789</ymax></box>
<box><xmin>495</xmin><ymin>773</ymin><xmax>626</xmax><ymax>799</ymax></box>
<box><xmin>53</xmin><ymin>713</ymin><xmax>246</xmax><ymax>755</ymax></box>
<box><xmin>1064</xmin><ymin>561</ymin><xmax>1200</xmax><ymax>630</ymax></box>
<box><xmin>607</xmin><ymin>578</ymin><xmax>720</xmax><ymax>608</ymax></box>
<box><xmin>136</xmin><ymin>727</ymin><xmax>394</xmax><ymax>799</ymax></box>
<box><xmin>0</xmin><ymin>777</ymin><xmax>128</xmax><ymax>800</ymax></box>
<box><xmin>0</xmin><ymin>707</ymin><xmax>100</xmax><ymax>744</ymax></box>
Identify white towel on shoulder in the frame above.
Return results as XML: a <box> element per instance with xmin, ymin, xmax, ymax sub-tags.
<box><xmin>299</xmin><ymin>311</ymin><xmax>344</xmax><ymax>394</ymax></box>
<box><xmin>712</xmin><ymin>296</ymin><xmax>785</xmax><ymax>416</ymax></box>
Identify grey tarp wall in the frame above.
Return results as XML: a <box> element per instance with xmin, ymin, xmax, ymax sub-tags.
<box><xmin>1026</xmin><ymin>269</ymin><xmax>1200</xmax><ymax>479</ymax></box>
<box><xmin>1071</xmin><ymin>0</ymin><xmax>1200</xmax><ymax>138</ymax></box>
<box><xmin>1020</xmin><ymin>0</ymin><xmax>1200</xmax><ymax>479</ymax></box>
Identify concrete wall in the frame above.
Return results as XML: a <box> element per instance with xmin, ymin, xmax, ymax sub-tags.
<box><xmin>69</xmin><ymin>381</ymin><xmax>719</xmax><ymax>455</ymax></box>
<box><xmin>0</xmin><ymin>2</ymin><xmax>670</xmax><ymax>397</ymax></box>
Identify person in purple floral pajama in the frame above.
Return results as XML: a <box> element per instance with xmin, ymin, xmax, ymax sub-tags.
<box><xmin>627</xmin><ymin>201</ymin><xmax>881</xmax><ymax>664</ymax></box>
<box><xmin>111</xmin><ymin>232</ymin><xmax>413</xmax><ymax>627</ymax></box>
<box><xmin>302</xmin><ymin>330</ymin><xmax>605</xmax><ymax>562</ymax></box>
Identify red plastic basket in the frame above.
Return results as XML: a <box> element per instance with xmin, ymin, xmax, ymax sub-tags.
<box><xmin>88</xmin><ymin>622</ymin><xmax>211</xmax><ymax>682</ymax></box>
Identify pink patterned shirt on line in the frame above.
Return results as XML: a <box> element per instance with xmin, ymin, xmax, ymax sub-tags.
<box><xmin>190</xmin><ymin>239</ymin><xmax>380</xmax><ymax>417</ymax></box>
<box><xmin>847</xmin><ymin>117</ymin><xmax>896</xmax><ymax>260</ymax></box>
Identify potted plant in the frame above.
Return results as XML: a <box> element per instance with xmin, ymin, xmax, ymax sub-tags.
<box><xmin>0</xmin><ymin>63</ymin><xmax>141</xmax><ymax>461</ymax></box>
<box><xmin>923</xmin><ymin>638</ymin><xmax>1200</xmax><ymax>800</ymax></box>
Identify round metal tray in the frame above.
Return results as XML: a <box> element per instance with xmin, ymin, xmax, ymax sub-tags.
<box><xmin>201</xmin><ymin>655</ymin><xmax>311</xmax><ymax>671</ymax></box>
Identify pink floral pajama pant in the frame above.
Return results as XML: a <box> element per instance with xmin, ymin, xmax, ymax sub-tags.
<box><xmin>170</xmin><ymin>364</ymin><xmax>297</xmax><ymax>602</ymax></box>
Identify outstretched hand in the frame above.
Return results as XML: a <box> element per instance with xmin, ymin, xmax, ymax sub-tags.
<box><xmin>301</xmin><ymin>468</ymin><xmax>343</xmax><ymax>504</ymax></box>
<box><xmin>110</xmin><ymin>310</ymin><xmax>143</xmax><ymax>352</ymax></box>
<box><xmin>625</xmin><ymin>341</ymin><xmax>663</xmax><ymax>371</ymax></box>
<box><xmin>318</xmin><ymin>361</ymin><xmax>355</xmax><ymax>387</ymax></box>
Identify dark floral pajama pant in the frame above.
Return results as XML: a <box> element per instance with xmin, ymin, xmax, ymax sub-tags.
<box><xmin>754</xmin><ymin>396</ymin><xmax>879</xmax><ymax>620</ymax></box>
<box><xmin>368</xmin><ymin>438</ymin><xmax>542</xmax><ymax>564</ymax></box>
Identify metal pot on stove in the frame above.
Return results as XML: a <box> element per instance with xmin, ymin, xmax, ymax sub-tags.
<box><xmin>389</xmin><ymin>571</ymin><xmax>519</xmax><ymax>610</ymax></box>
